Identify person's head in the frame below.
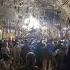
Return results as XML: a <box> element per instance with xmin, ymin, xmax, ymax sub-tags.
<box><xmin>24</xmin><ymin>39</ymin><xmax>28</xmax><ymax>44</ymax></box>
<box><xmin>26</xmin><ymin>52</ymin><xmax>36</xmax><ymax>66</ymax></box>
<box><xmin>0</xmin><ymin>40</ymin><xmax>2</xmax><ymax>48</ymax></box>
<box><xmin>3</xmin><ymin>54</ymin><xmax>10</xmax><ymax>61</ymax></box>
<box><xmin>67</xmin><ymin>45</ymin><xmax>70</xmax><ymax>55</ymax></box>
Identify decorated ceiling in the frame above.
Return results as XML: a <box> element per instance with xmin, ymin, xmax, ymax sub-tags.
<box><xmin>0</xmin><ymin>0</ymin><xmax>70</xmax><ymax>27</ymax></box>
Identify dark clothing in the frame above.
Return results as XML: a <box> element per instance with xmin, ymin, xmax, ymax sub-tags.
<box><xmin>47</xmin><ymin>43</ymin><xmax>55</xmax><ymax>56</ymax></box>
<box><xmin>20</xmin><ymin>44</ymin><xmax>30</xmax><ymax>65</ymax></box>
<box><xmin>34</xmin><ymin>42</ymin><xmax>44</xmax><ymax>69</ymax></box>
<box><xmin>63</xmin><ymin>47</ymin><xmax>70</xmax><ymax>70</ymax></box>
<box><xmin>19</xmin><ymin>65</ymin><xmax>40</xmax><ymax>70</ymax></box>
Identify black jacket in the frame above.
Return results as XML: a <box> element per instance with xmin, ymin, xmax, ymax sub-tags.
<box><xmin>19</xmin><ymin>65</ymin><xmax>40</xmax><ymax>70</ymax></box>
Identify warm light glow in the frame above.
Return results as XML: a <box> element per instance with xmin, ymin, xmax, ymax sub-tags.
<box><xmin>10</xmin><ymin>36</ymin><xmax>13</xmax><ymax>40</ymax></box>
<box><xmin>0</xmin><ymin>30</ymin><xmax>2</xmax><ymax>33</ymax></box>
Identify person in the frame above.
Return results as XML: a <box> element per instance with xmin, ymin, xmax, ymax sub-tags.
<box><xmin>55</xmin><ymin>48</ymin><xmax>65</xmax><ymax>70</ymax></box>
<box><xmin>46</xmin><ymin>40</ymin><xmax>56</xmax><ymax>70</ymax></box>
<box><xmin>0</xmin><ymin>40</ymin><xmax>2</xmax><ymax>59</ymax></box>
<box><xmin>19</xmin><ymin>52</ymin><xmax>40</xmax><ymax>70</ymax></box>
<box><xmin>34</xmin><ymin>40</ymin><xmax>45</xmax><ymax>69</ymax></box>
<box><xmin>55</xmin><ymin>40</ymin><xmax>65</xmax><ymax>70</ymax></box>
<box><xmin>63</xmin><ymin>45</ymin><xmax>70</xmax><ymax>70</ymax></box>
<box><xmin>20</xmin><ymin>39</ymin><xmax>30</xmax><ymax>65</ymax></box>
<box><xmin>0</xmin><ymin>54</ymin><xmax>12</xmax><ymax>70</ymax></box>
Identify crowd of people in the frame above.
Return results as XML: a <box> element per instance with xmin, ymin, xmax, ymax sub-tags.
<box><xmin>0</xmin><ymin>38</ymin><xmax>70</xmax><ymax>70</ymax></box>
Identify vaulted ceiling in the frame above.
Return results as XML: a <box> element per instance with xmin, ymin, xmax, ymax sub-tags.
<box><xmin>0</xmin><ymin>0</ymin><xmax>70</xmax><ymax>27</ymax></box>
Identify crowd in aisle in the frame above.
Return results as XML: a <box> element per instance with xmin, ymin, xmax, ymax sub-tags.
<box><xmin>0</xmin><ymin>38</ymin><xmax>70</xmax><ymax>70</ymax></box>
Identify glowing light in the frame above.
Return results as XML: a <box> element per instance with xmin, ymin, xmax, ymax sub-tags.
<box><xmin>22</xmin><ymin>25</ymin><xmax>27</xmax><ymax>29</ymax></box>
<box><xmin>10</xmin><ymin>36</ymin><xmax>13</xmax><ymax>40</ymax></box>
<box><xmin>63</xmin><ymin>27</ymin><xmax>67</xmax><ymax>30</ymax></box>
<box><xmin>0</xmin><ymin>30</ymin><xmax>2</xmax><ymax>33</ymax></box>
<box><xmin>23</xmin><ymin>14</ymin><xmax>40</xmax><ymax>30</ymax></box>
<box><xmin>42</xmin><ymin>26</ymin><xmax>48</xmax><ymax>30</ymax></box>
<box><xmin>24</xmin><ymin>18</ymin><xmax>29</xmax><ymax>25</ymax></box>
<box><xmin>29</xmin><ymin>15</ymin><xmax>40</xmax><ymax>29</ymax></box>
